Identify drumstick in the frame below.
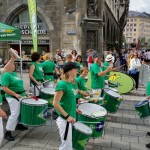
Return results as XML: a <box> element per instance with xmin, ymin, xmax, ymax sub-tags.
<box><xmin>8</xmin><ymin>48</ymin><xmax>21</xmax><ymax>60</ymax></box>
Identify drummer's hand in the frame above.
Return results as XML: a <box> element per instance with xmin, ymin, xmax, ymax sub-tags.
<box><xmin>82</xmin><ymin>91</ymin><xmax>88</xmax><ymax>96</ymax></box>
<box><xmin>107</xmin><ymin>66</ymin><xmax>113</xmax><ymax>72</ymax></box>
<box><xmin>112</xmin><ymin>67</ymin><xmax>117</xmax><ymax>71</ymax></box>
<box><xmin>147</xmin><ymin>96</ymin><xmax>150</xmax><ymax>100</ymax></box>
<box><xmin>76</xmin><ymin>109</ymin><xmax>82</xmax><ymax>114</ymax></box>
<box><xmin>67</xmin><ymin>116</ymin><xmax>75</xmax><ymax>123</ymax></box>
<box><xmin>77</xmin><ymin>99</ymin><xmax>82</xmax><ymax>104</ymax></box>
<box><xmin>14</xmin><ymin>94</ymin><xmax>22</xmax><ymax>99</ymax></box>
<box><xmin>37</xmin><ymin>82</ymin><xmax>41</xmax><ymax>86</ymax></box>
<box><xmin>0</xmin><ymin>109</ymin><xmax>7</xmax><ymax>119</ymax></box>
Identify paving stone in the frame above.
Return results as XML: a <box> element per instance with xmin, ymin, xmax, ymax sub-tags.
<box><xmin>91</xmin><ymin>138</ymin><xmax>112</xmax><ymax>147</ymax></box>
<box><xmin>116</xmin><ymin>117</ymin><xmax>130</xmax><ymax>123</ymax></box>
<box><xmin>107</xmin><ymin>122</ymin><xmax>121</xmax><ymax>128</ymax></box>
<box><xmin>45</xmin><ymin>139</ymin><xmax>60</xmax><ymax>149</ymax></box>
<box><xmin>112</xmin><ymin>141</ymin><xmax>130</xmax><ymax>150</ymax></box>
<box><xmin>122</xmin><ymin>124</ymin><xmax>137</xmax><ymax>130</ymax></box>
<box><xmin>114</xmin><ymin>128</ymin><xmax>130</xmax><ymax>135</ymax></box>
<box><xmin>130</xmin><ymin>118</ymin><xmax>144</xmax><ymax>125</ymax></box>
<box><xmin>101</xmin><ymin>147</ymin><xmax>120</xmax><ymax>150</ymax></box>
<box><xmin>104</xmin><ymin>133</ymin><xmax>121</xmax><ymax>141</ymax></box>
<box><xmin>121</xmin><ymin>135</ymin><xmax>138</xmax><ymax>143</ymax></box>
<box><xmin>130</xmin><ymin>130</ymin><xmax>146</xmax><ymax>137</ymax></box>
<box><xmin>123</xmin><ymin>114</ymin><xmax>136</xmax><ymax>119</ymax></box>
<box><xmin>139</xmin><ymin>137</ymin><xmax>150</xmax><ymax>144</ymax></box>
<box><xmin>20</xmin><ymin>138</ymin><xmax>49</xmax><ymax>148</ymax></box>
<box><xmin>104</xmin><ymin>127</ymin><xmax>114</xmax><ymax>134</ymax></box>
<box><xmin>137</xmin><ymin>126</ymin><xmax>150</xmax><ymax>132</ymax></box>
<box><xmin>130</xmin><ymin>142</ymin><xmax>148</xmax><ymax>150</ymax></box>
<box><xmin>129</xmin><ymin>110</ymin><xmax>137</xmax><ymax>115</ymax></box>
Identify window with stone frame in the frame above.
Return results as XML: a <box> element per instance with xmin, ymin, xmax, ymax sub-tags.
<box><xmin>87</xmin><ymin>0</ymin><xmax>99</xmax><ymax>18</ymax></box>
<box><xmin>87</xmin><ymin>30</ymin><xmax>98</xmax><ymax>51</ymax></box>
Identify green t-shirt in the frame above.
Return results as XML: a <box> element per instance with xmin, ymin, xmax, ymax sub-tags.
<box><xmin>42</xmin><ymin>60</ymin><xmax>56</xmax><ymax>81</ymax></box>
<box><xmin>103</xmin><ymin>61</ymin><xmax>110</xmax><ymax>80</ymax></box>
<box><xmin>75</xmin><ymin>62</ymin><xmax>83</xmax><ymax>75</ymax></box>
<box><xmin>90</xmin><ymin>63</ymin><xmax>105</xmax><ymax>89</ymax></box>
<box><xmin>55</xmin><ymin>80</ymin><xmax>76</xmax><ymax>119</ymax></box>
<box><xmin>146</xmin><ymin>81</ymin><xmax>150</xmax><ymax>96</ymax></box>
<box><xmin>76</xmin><ymin>76</ymin><xmax>87</xmax><ymax>98</ymax></box>
<box><xmin>31</xmin><ymin>62</ymin><xmax>43</xmax><ymax>81</ymax></box>
<box><xmin>1</xmin><ymin>72</ymin><xmax>26</xmax><ymax>98</ymax></box>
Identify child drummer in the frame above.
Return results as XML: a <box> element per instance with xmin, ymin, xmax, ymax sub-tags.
<box><xmin>76</xmin><ymin>67</ymin><xmax>93</xmax><ymax>102</ymax></box>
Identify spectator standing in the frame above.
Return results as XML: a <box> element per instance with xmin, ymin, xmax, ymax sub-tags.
<box><xmin>129</xmin><ymin>52</ymin><xmax>141</xmax><ymax>90</ymax></box>
<box><xmin>55</xmin><ymin>49</ymin><xmax>64</xmax><ymax>69</ymax></box>
<box><xmin>87</xmin><ymin>49</ymin><xmax>93</xmax><ymax>70</ymax></box>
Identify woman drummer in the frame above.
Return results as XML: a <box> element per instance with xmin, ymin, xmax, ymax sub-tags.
<box><xmin>0</xmin><ymin>53</ymin><xmax>17</xmax><ymax>145</ymax></box>
<box><xmin>53</xmin><ymin>62</ymin><xmax>81</xmax><ymax>150</ymax></box>
<box><xmin>1</xmin><ymin>62</ymin><xmax>28</xmax><ymax>141</ymax></box>
<box><xmin>29</xmin><ymin>52</ymin><xmax>44</xmax><ymax>97</ymax></box>
<box><xmin>42</xmin><ymin>53</ymin><xmax>56</xmax><ymax>82</ymax></box>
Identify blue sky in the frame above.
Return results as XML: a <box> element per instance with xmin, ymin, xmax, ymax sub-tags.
<box><xmin>129</xmin><ymin>0</ymin><xmax>150</xmax><ymax>13</ymax></box>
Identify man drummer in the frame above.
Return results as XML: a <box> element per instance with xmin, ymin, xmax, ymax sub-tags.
<box><xmin>103</xmin><ymin>54</ymin><xmax>116</xmax><ymax>87</ymax></box>
<box><xmin>90</xmin><ymin>53</ymin><xmax>114</xmax><ymax>95</ymax></box>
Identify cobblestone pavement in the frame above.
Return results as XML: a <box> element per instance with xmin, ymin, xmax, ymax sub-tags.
<box><xmin>0</xmin><ymin>73</ymin><xmax>150</xmax><ymax>150</ymax></box>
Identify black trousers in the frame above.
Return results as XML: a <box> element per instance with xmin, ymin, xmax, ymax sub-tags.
<box><xmin>129</xmin><ymin>72</ymin><xmax>139</xmax><ymax>89</ymax></box>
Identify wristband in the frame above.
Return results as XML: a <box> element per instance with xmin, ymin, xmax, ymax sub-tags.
<box><xmin>65</xmin><ymin>114</ymin><xmax>70</xmax><ymax>119</ymax></box>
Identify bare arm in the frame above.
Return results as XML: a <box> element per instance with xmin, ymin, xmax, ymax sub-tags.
<box><xmin>1</xmin><ymin>57</ymin><xmax>15</xmax><ymax>74</ymax></box>
<box><xmin>53</xmin><ymin>90</ymin><xmax>75</xmax><ymax>123</ymax></box>
<box><xmin>98</xmin><ymin>66</ymin><xmax>112</xmax><ymax>76</ymax></box>
<box><xmin>29</xmin><ymin>64</ymin><xmax>40</xmax><ymax>85</ymax></box>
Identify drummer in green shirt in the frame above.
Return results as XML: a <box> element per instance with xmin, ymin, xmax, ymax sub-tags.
<box><xmin>75</xmin><ymin>55</ymin><xmax>83</xmax><ymax>77</ymax></box>
<box><xmin>29</xmin><ymin>52</ymin><xmax>44</xmax><ymax>97</ymax></box>
<box><xmin>90</xmin><ymin>53</ymin><xmax>113</xmax><ymax>95</ymax></box>
<box><xmin>103</xmin><ymin>54</ymin><xmax>116</xmax><ymax>87</ymax></box>
<box><xmin>53</xmin><ymin>62</ymin><xmax>81</xmax><ymax>150</ymax></box>
<box><xmin>0</xmin><ymin>53</ymin><xmax>17</xmax><ymax>146</ymax></box>
<box><xmin>42</xmin><ymin>53</ymin><xmax>56</xmax><ymax>87</ymax></box>
<box><xmin>1</xmin><ymin>62</ymin><xmax>28</xmax><ymax>142</ymax></box>
<box><xmin>76</xmin><ymin>67</ymin><xmax>90</xmax><ymax>100</ymax></box>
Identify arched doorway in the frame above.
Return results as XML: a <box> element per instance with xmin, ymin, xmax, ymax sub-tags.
<box><xmin>6</xmin><ymin>5</ymin><xmax>51</xmax><ymax>57</ymax></box>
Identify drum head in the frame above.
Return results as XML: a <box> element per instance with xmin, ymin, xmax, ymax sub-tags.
<box><xmin>105</xmin><ymin>90</ymin><xmax>122</xmax><ymax>99</ymax></box>
<box><xmin>135</xmin><ymin>100</ymin><xmax>149</xmax><ymax>107</ymax></box>
<box><xmin>109</xmin><ymin>71</ymin><xmax>134</xmax><ymax>94</ymax></box>
<box><xmin>41</xmin><ymin>88</ymin><xmax>55</xmax><ymax>94</ymax></box>
<box><xmin>78</xmin><ymin>103</ymin><xmax>107</xmax><ymax>118</ymax></box>
<box><xmin>73</xmin><ymin>122</ymin><xmax>92</xmax><ymax>135</ymax></box>
<box><xmin>22</xmin><ymin>98</ymin><xmax>48</xmax><ymax>105</ymax></box>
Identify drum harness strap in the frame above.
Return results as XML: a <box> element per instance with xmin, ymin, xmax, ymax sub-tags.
<box><xmin>44</xmin><ymin>72</ymin><xmax>54</xmax><ymax>75</ymax></box>
<box><xmin>11</xmin><ymin>90</ymin><xmax>25</xmax><ymax>101</ymax></box>
<box><xmin>64</xmin><ymin>121</ymin><xmax>69</xmax><ymax>140</ymax></box>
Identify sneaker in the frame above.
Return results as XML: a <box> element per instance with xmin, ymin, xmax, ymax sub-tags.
<box><xmin>16</xmin><ymin>124</ymin><xmax>28</xmax><ymax>131</ymax></box>
<box><xmin>4</xmin><ymin>131</ymin><xmax>15</xmax><ymax>141</ymax></box>
<box><xmin>146</xmin><ymin>143</ymin><xmax>150</xmax><ymax>148</ymax></box>
<box><xmin>147</xmin><ymin>132</ymin><xmax>150</xmax><ymax>136</ymax></box>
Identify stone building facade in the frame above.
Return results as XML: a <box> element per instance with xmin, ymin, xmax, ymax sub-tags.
<box><xmin>0</xmin><ymin>0</ymin><xmax>129</xmax><ymax>60</ymax></box>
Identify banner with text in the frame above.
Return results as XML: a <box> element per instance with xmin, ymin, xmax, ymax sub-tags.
<box><xmin>27</xmin><ymin>0</ymin><xmax>38</xmax><ymax>52</ymax></box>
